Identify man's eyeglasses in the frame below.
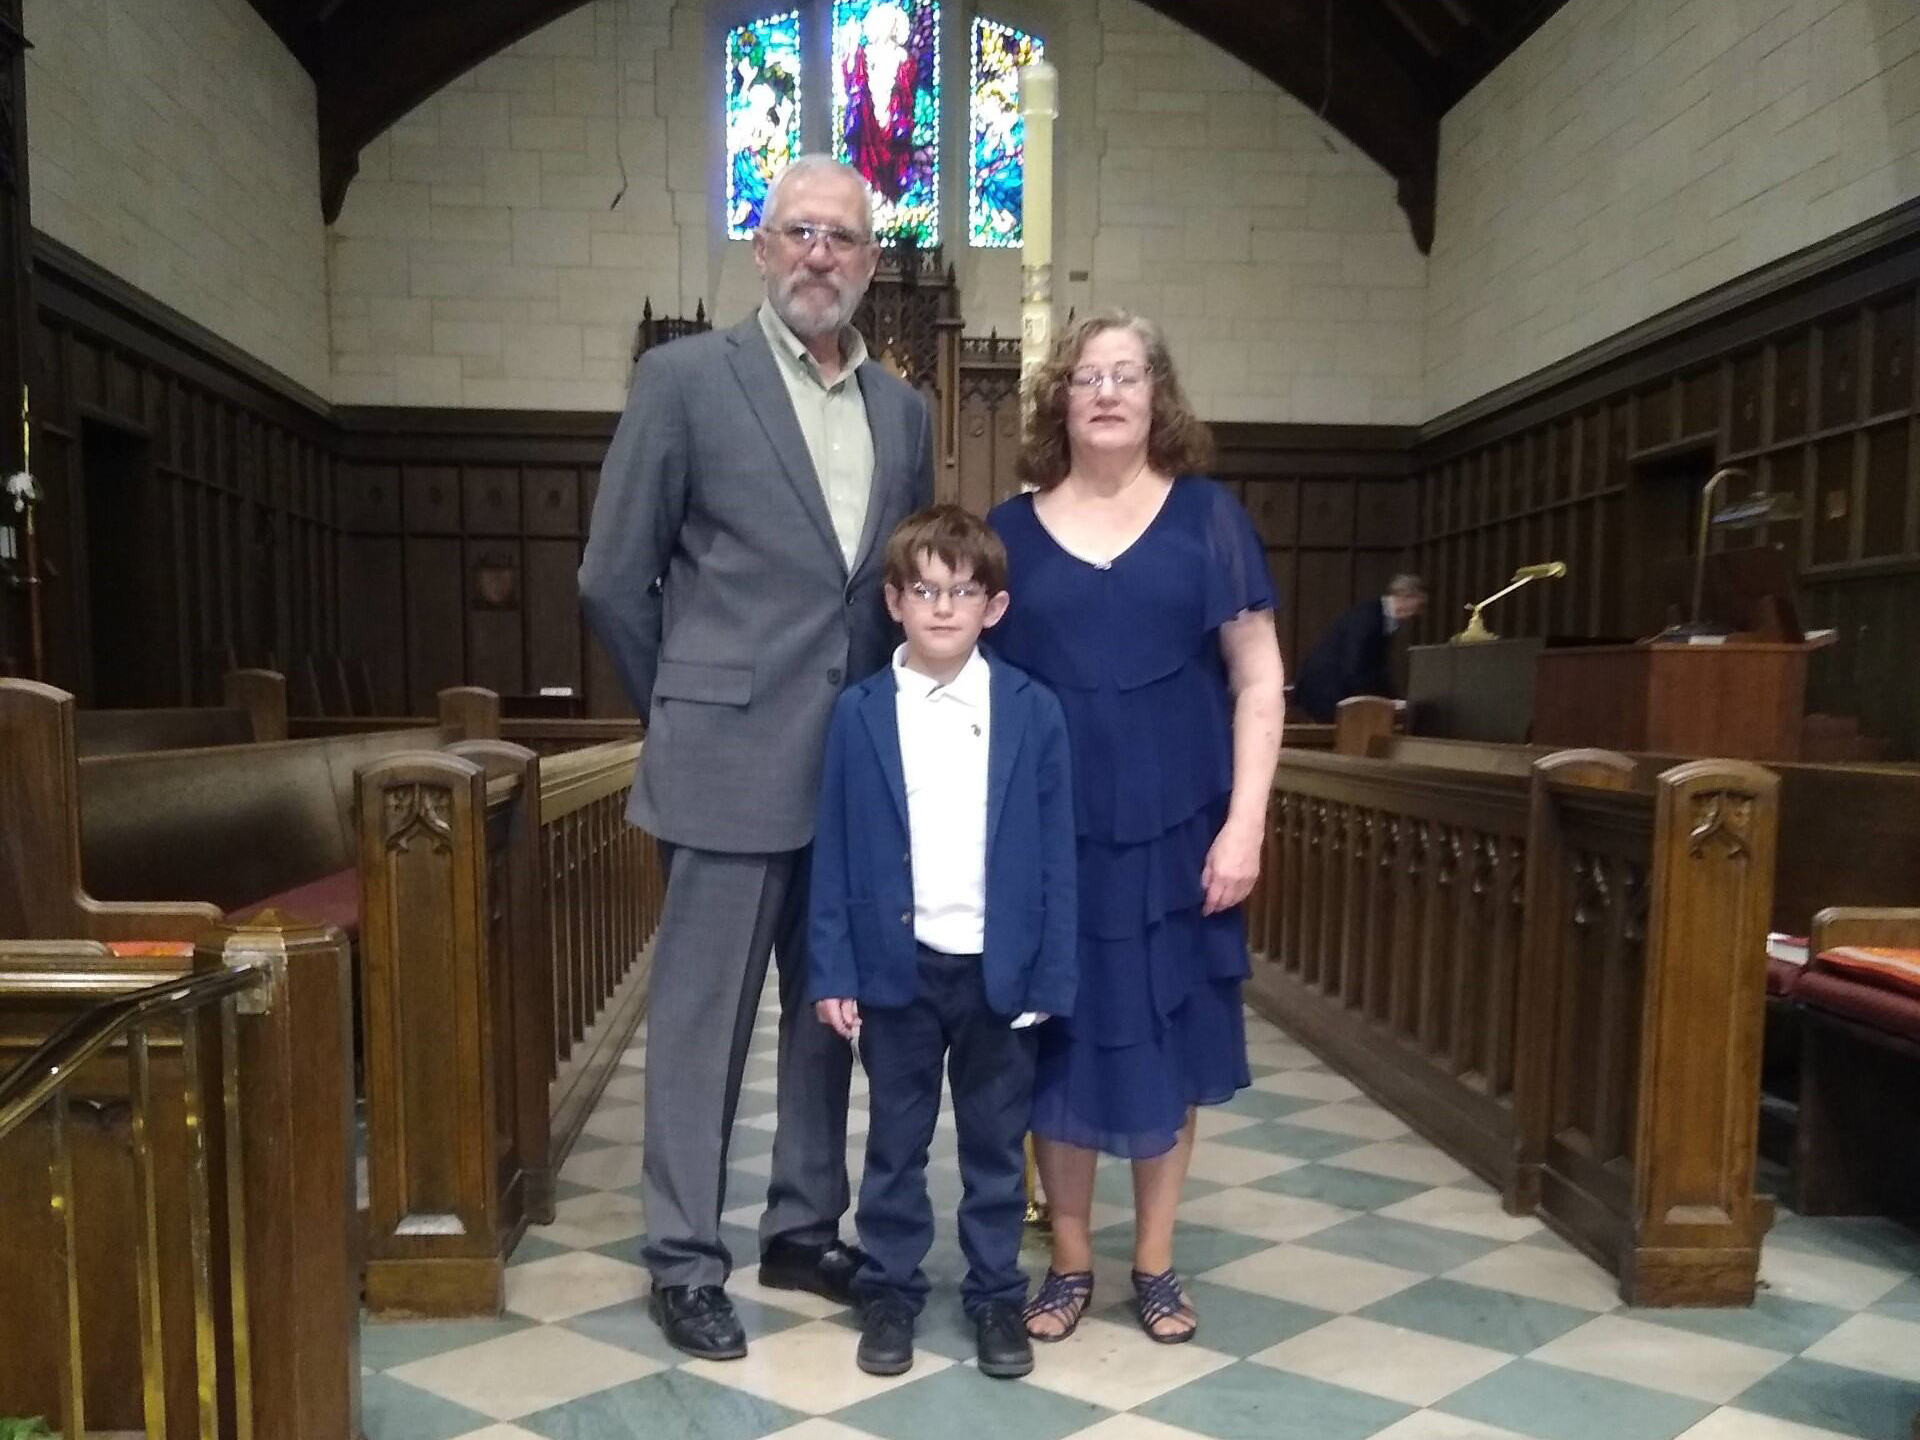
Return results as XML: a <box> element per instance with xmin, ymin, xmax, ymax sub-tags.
<box><xmin>1067</xmin><ymin>364</ymin><xmax>1149</xmax><ymax>393</ymax></box>
<box><xmin>903</xmin><ymin>580</ymin><xmax>990</xmax><ymax>606</ymax></box>
<box><xmin>768</xmin><ymin>221</ymin><xmax>871</xmax><ymax>256</ymax></box>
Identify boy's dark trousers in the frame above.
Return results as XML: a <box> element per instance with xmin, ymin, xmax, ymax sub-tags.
<box><xmin>852</xmin><ymin>944</ymin><xmax>1038</xmax><ymax>1317</ymax></box>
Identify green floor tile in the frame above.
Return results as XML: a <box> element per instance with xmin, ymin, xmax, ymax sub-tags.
<box><xmin>1357</xmin><ymin>1278</ymin><xmax>1594</xmax><ymax>1355</ymax></box>
<box><xmin>1138</xmin><ymin>1360</ymin><xmax>1412</xmax><ymax>1440</ymax></box>
<box><xmin>1212</xmin><ymin>1120</ymin><xmax>1368</xmax><ymax>1162</ymax></box>
<box><xmin>1251</xmin><ymin>1163</ymin><xmax>1429</xmax><ymax>1212</ymax></box>
<box><xmin>358</xmin><ymin>1314</ymin><xmax>536</xmax><ymax>1372</ymax></box>
<box><xmin>359</xmin><ymin>1372</ymin><xmax>494</xmax><ymax>1440</ymax></box>
<box><xmin>520</xmin><ymin>1370</ymin><xmax>803</xmax><ymax>1440</ymax></box>
<box><xmin>1175</xmin><ymin>1278</ymin><xmax>1339</xmax><ymax>1357</ymax></box>
<box><xmin>835</xmin><ymin>1362</ymin><xmax>1111</xmax><ymax>1440</ymax></box>
<box><xmin>1296</xmin><ymin>1214</ymin><xmax>1505</xmax><ymax>1275</ymax></box>
<box><xmin>511</xmin><ymin>1232</ymin><xmax>575</xmax><ymax>1267</ymax></box>
<box><xmin>1437</xmin><ymin>1359</ymin><xmax>1710</xmax><ymax>1440</ymax></box>
<box><xmin>1628</xmin><ymin>1290</ymin><xmax>1852</xmax><ymax>1356</ymax></box>
<box><xmin>1731</xmin><ymin>1357</ymin><xmax>1920</xmax><ymax>1440</ymax></box>
<box><xmin>1092</xmin><ymin>1221</ymin><xmax>1275</xmax><ymax>1274</ymax></box>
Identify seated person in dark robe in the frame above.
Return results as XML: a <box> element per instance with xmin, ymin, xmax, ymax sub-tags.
<box><xmin>1290</xmin><ymin>574</ymin><xmax>1426</xmax><ymax>721</ymax></box>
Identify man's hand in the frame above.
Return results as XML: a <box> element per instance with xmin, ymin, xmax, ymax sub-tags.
<box><xmin>815</xmin><ymin>997</ymin><xmax>861</xmax><ymax>1040</ymax></box>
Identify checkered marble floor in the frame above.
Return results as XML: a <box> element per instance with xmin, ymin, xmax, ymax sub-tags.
<box><xmin>361</xmin><ymin>985</ymin><xmax>1920</xmax><ymax>1440</ymax></box>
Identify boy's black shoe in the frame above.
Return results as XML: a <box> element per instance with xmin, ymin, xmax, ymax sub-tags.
<box><xmin>856</xmin><ymin>1297</ymin><xmax>916</xmax><ymax>1376</ymax></box>
<box><xmin>648</xmin><ymin>1284</ymin><xmax>747</xmax><ymax>1360</ymax></box>
<box><xmin>975</xmin><ymin>1300</ymin><xmax>1035</xmax><ymax>1378</ymax></box>
<box><xmin>759</xmin><ymin>1237</ymin><xmax>867</xmax><ymax>1304</ymax></box>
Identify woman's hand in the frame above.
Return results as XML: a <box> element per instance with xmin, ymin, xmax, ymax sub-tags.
<box><xmin>1202</xmin><ymin>817</ymin><xmax>1263</xmax><ymax>915</ymax></box>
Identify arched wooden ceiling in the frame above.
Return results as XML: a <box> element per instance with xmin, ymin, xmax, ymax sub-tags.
<box><xmin>248</xmin><ymin>0</ymin><xmax>1570</xmax><ymax>253</ymax></box>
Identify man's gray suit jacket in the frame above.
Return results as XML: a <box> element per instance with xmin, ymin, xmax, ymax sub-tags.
<box><xmin>580</xmin><ymin>312</ymin><xmax>936</xmax><ymax>855</ymax></box>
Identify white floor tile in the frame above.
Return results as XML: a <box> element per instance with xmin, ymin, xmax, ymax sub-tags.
<box><xmin>1250</xmin><ymin>1069</ymin><xmax>1363</xmax><ymax>1103</ymax></box>
<box><xmin>1374</xmin><ymin>1187</ymin><xmax>1543</xmax><ymax>1242</ymax></box>
<box><xmin>1801</xmin><ymin>1311</ymin><xmax>1920</xmax><ymax>1382</ymax></box>
<box><xmin>539</xmin><ymin>1189</ymin><xmax>648</xmax><ymax>1249</ymax></box>
<box><xmin>1022</xmin><ymin>1314</ymin><xmax>1236</xmax><ymax>1410</ymax></box>
<box><xmin>1675</xmin><ymin>1410</ymin><xmax>1866</xmax><ymax>1440</ymax></box>
<box><xmin>1192</xmin><ymin>1108</ymin><xmax>1263</xmax><ymax>1140</ymax></box>
<box><xmin>558</xmin><ymin>1142</ymin><xmax>646</xmax><ymax>1190</ymax></box>
<box><xmin>1323</xmin><ymin>1140</ymin><xmax>1471</xmax><ymax>1188</ymax></box>
<box><xmin>1251</xmin><ymin>1314</ymin><xmax>1512</xmax><ymax>1406</ymax></box>
<box><xmin>1284</xmin><ymin>1101</ymin><xmax>1412</xmax><ymax>1141</ymax></box>
<box><xmin>579</xmin><ymin>1103</ymin><xmax>645</xmax><ymax>1145</ymax></box>
<box><xmin>1183</xmin><ymin>1140</ymin><xmax>1307</xmax><ymax>1187</ymax></box>
<box><xmin>391</xmin><ymin>1325</ymin><xmax>660</xmax><ymax>1419</ymax></box>
<box><xmin>1066</xmin><ymin>1417</ymin><xmax>1219</xmax><ymax>1440</ymax></box>
<box><xmin>1528</xmin><ymin>1313</ymin><xmax>1789</xmax><ymax>1404</ymax></box>
<box><xmin>1176</xmin><ymin>1185</ymin><xmax>1355</xmax><ymax>1243</ymax></box>
<box><xmin>683</xmin><ymin>1318</ymin><xmax>950</xmax><ymax>1413</ymax></box>
<box><xmin>503</xmin><ymin>1252</ymin><xmax>651</xmax><ymax>1323</ymax></box>
<box><xmin>1759</xmin><ymin>1241</ymin><xmax>1909</xmax><ymax>1311</ymax></box>
<box><xmin>1369</xmin><ymin>1413</ymin><xmax>1539</xmax><ymax>1440</ymax></box>
<box><xmin>762</xmin><ymin>1423</ymin><xmax>891</xmax><ymax>1440</ymax></box>
<box><xmin>1443</xmin><ymin>1243</ymin><xmax>1621</xmax><ymax>1313</ymax></box>
<box><xmin>1201</xmin><ymin>1241</ymin><xmax>1424</xmax><ymax>1312</ymax></box>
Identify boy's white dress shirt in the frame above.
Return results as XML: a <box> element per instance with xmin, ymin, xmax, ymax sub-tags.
<box><xmin>892</xmin><ymin>643</ymin><xmax>990</xmax><ymax>956</ymax></box>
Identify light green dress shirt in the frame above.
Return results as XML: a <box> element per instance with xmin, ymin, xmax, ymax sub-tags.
<box><xmin>757</xmin><ymin>303</ymin><xmax>875</xmax><ymax>569</ymax></box>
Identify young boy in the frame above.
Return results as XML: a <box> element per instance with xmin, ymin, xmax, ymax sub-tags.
<box><xmin>808</xmin><ymin>505</ymin><xmax>1077</xmax><ymax>1380</ymax></box>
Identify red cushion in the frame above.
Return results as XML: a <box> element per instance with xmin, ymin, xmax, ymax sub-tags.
<box><xmin>230</xmin><ymin>868</ymin><xmax>360</xmax><ymax>941</ymax></box>
<box><xmin>1812</xmin><ymin>944</ymin><xmax>1920</xmax><ymax>998</ymax></box>
<box><xmin>1797</xmin><ymin>969</ymin><xmax>1920</xmax><ymax>1042</ymax></box>
<box><xmin>1767</xmin><ymin>956</ymin><xmax>1805</xmax><ymax>998</ymax></box>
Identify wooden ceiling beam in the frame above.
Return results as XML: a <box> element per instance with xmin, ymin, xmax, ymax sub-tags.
<box><xmin>314</xmin><ymin>0</ymin><xmax>593</xmax><ymax>222</ymax></box>
<box><xmin>1139</xmin><ymin>0</ymin><xmax>1441</xmax><ymax>250</ymax></box>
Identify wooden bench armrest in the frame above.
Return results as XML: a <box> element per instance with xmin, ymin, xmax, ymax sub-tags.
<box><xmin>1811</xmin><ymin>906</ymin><xmax>1920</xmax><ymax>952</ymax></box>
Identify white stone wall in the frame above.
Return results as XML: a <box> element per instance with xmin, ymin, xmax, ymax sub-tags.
<box><xmin>1427</xmin><ymin>0</ymin><xmax>1920</xmax><ymax>419</ymax></box>
<box><xmin>24</xmin><ymin>0</ymin><xmax>331</xmax><ymax>398</ymax></box>
<box><xmin>325</xmin><ymin>0</ymin><xmax>1429</xmax><ymax>422</ymax></box>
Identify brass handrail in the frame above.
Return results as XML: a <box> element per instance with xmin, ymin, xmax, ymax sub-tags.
<box><xmin>0</xmin><ymin>956</ymin><xmax>269</xmax><ymax>1440</ymax></box>
<box><xmin>0</xmin><ymin>961</ymin><xmax>265</xmax><ymax>1137</ymax></box>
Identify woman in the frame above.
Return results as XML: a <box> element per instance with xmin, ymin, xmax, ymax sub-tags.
<box><xmin>987</xmin><ymin>313</ymin><xmax>1284</xmax><ymax>1344</ymax></box>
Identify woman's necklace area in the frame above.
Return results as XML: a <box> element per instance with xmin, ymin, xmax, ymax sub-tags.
<box><xmin>1055</xmin><ymin>455</ymin><xmax>1157</xmax><ymax>569</ymax></box>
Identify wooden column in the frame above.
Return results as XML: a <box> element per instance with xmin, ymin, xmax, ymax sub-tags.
<box><xmin>0</xmin><ymin>0</ymin><xmax>36</xmax><ymax>678</ymax></box>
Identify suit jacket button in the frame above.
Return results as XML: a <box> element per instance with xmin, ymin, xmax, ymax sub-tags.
<box><xmin>827</xmin><ymin>667</ymin><xmax>843</xmax><ymax>685</ymax></box>
<box><xmin>900</xmin><ymin>911</ymin><xmax>912</xmax><ymax>925</ymax></box>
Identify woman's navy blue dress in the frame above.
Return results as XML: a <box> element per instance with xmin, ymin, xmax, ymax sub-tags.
<box><xmin>988</xmin><ymin>477</ymin><xmax>1275</xmax><ymax>1158</ymax></box>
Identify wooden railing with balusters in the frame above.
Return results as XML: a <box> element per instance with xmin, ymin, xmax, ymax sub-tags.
<box><xmin>1246</xmin><ymin>746</ymin><xmax>1779</xmax><ymax>1305</ymax></box>
<box><xmin>0</xmin><ymin>919</ymin><xmax>359</xmax><ymax>1440</ymax></box>
<box><xmin>1248</xmin><ymin>751</ymin><xmax>1532</xmax><ymax>1182</ymax></box>
<box><xmin>356</xmin><ymin>737</ymin><xmax>661</xmax><ymax>1317</ymax></box>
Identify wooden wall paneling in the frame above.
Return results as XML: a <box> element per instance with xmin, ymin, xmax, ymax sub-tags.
<box><xmin>465</xmin><ymin>537</ymin><xmax>526</xmax><ymax>698</ymax></box>
<box><xmin>525</xmin><ymin>538</ymin><xmax>584</xmax><ymax>697</ymax></box>
<box><xmin>342</xmin><ymin>533</ymin><xmax>406</xmax><ymax>713</ymax></box>
<box><xmin>405</xmin><ymin>538</ymin><xmax>464</xmax><ymax>710</ymax></box>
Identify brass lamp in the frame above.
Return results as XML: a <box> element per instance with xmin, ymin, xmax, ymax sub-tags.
<box><xmin>1660</xmin><ymin>467</ymin><xmax>1804</xmax><ymax>639</ymax></box>
<box><xmin>1453</xmin><ymin>562</ymin><xmax>1568</xmax><ymax>643</ymax></box>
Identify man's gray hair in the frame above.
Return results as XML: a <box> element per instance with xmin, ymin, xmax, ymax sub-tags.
<box><xmin>1387</xmin><ymin>573</ymin><xmax>1426</xmax><ymax>597</ymax></box>
<box><xmin>762</xmin><ymin>154</ymin><xmax>877</xmax><ymax>238</ymax></box>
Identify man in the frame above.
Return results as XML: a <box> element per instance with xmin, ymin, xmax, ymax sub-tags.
<box><xmin>1290</xmin><ymin>574</ymin><xmax>1427</xmax><ymax>722</ymax></box>
<box><xmin>579</xmin><ymin>155</ymin><xmax>935</xmax><ymax>1360</ymax></box>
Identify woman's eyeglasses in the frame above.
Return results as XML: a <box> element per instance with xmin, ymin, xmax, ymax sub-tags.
<box><xmin>1067</xmin><ymin>365</ymin><xmax>1149</xmax><ymax>393</ymax></box>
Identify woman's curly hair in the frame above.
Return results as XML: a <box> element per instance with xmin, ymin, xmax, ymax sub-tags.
<box><xmin>1015</xmin><ymin>311</ymin><xmax>1214</xmax><ymax>492</ymax></box>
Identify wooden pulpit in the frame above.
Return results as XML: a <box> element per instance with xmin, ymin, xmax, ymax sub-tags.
<box><xmin>1533</xmin><ymin>639</ymin><xmax>1826</xmax><ymax>760</ymax></box>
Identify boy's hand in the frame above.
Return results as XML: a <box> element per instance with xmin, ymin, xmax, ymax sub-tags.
<box><xmin>815</xmin><ymin>997</ymin><xmax>861</xmax><ymax>1040</ymax></box>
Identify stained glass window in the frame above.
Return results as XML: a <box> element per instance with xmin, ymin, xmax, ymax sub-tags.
<box><xmin>832</xmin><ymin>0</ymin><xmax>940</xmax><ymax>246</ymax></box>
<box><xmin>969</xmin><ymin>18</ymin><xmax>1041</xmax><ymax>248</ymax></box>
<box><xmin>726</xmin><ymin>12</ymin><xmax>803</xmax><ymax>240</ymax></box>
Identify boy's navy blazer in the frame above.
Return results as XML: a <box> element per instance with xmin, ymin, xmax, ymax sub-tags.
<box><xmin>807</xmin><ymin>652</ymin><xmax>1078</xmax><ymax>1020</ymax></box>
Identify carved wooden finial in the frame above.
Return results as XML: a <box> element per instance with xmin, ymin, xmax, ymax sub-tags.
<box><xmin>695</xmin><ymin>299</ymin><xmax>707</xmax><ymax>323</ymax></box>
<box><xmin>642</xmin><ymin>297</ymin><xmax>654</xmax><ymax>320</ymax></box>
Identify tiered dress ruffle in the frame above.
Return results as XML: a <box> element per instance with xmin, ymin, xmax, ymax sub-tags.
<box><xmin>988</xmin><ymin>477</ymin><xmax>1276</xmax><ymax>1158</ymax></box>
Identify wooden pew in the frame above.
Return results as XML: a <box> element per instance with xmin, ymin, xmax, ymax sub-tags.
<box><xmin>355</xmin><ymin>739</ymin><xmax>664</xmax><ymax>1316</ymax></box>
<box><xmin>73</xmin><ymin>668</ymin><xmax>290</xmax><ymax>757</ymax></box>
<box><xmin>1246</xmin><ymin>746</ymin><xmax>1779</xmax><ymax>1304</ymax></box>
<box><xmin>0</xmin><ymin>918</ymin><xmax>358</xmax><ymax>1440</ymax></box>
<box><xmin>1790</xmin><ymin>906</ymin><xmax>1920</xmax><ymax>1218</ymax></box>
<box><xmin>0</xmin><ymin>678</ymin><xmax>497</xmax><ymax>941</ymax></box>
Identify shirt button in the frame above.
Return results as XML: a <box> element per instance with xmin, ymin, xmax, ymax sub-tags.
<box><xmin>827</xmin><ymin>667</ymin><xmax>843</xmax><ymax>685</ymax></box>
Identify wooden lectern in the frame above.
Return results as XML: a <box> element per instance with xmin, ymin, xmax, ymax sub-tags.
<box><xmin>1534</xmin><ymin>545</ymin><xmax>1828</xmax><ymax>761</ymax></box>
<box><xmin>1533</xmin><ymin>640</ymin><xmax>1824</xmax><ymax>760</ymax></box>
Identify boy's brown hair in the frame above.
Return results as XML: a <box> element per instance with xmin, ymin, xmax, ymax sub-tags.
<box><xmin>883</xmin><ymin>504</ymin><xmax>1009</xmax><ymax>594</ymax></box>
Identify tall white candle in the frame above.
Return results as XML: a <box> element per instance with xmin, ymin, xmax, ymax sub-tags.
<box><xmin>1018</xmin><ymin>58</ymin><xmax>1059</xmax><ymax>419</ymax></box>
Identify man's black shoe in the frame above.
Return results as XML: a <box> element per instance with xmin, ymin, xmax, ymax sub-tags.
<box><xmin>975</xmin><ymin>1300</ymin><xmax>1035</xmax><ymax>1379</ymax></box>
<box><xmin>856</xmin><ymin>1297</ymin><xmax>916</xmax><ymax>1376</ymax></box>
<box><xmin>647</xmin><ymin>1284</ymin><xmax>747</xmax><ymax>1360</ymax></box>
<box><xmin>758</xmin><ymin>1237</ymin><xmax>867</xmax><ymax>1304</ymax></box>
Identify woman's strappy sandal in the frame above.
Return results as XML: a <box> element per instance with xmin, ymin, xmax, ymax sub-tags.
<box><xmin>1130</xmin><ymin>1267</ymin><xmax>1197</xmax><ymax>1344</ymax></box>
<box><xmin>1022</xmin><ymin>1268</ymin><xmax>1094</xmax><ymax>1342</ymax></box>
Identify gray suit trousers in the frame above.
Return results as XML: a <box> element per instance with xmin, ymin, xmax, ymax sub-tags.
<box><xmin>640</xmin><ymin>845</ymin><xmax>852</xmax><ymax>1287</ymax></box>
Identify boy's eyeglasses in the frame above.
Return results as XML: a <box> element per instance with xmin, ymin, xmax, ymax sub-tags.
<box><xmin>904</xmin><ymin>580</ymin><xmax>990</xmax><ymax>606</ymax></box>
<box><xmin>769</xmin><ymin>221</ymin><xmax>871</xmax><ymax>256</ymax></box>
<box><xmin>1067</xmin><ymin>365</ymin><xmax>1149</xmax><ymax>393</ymax></box>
